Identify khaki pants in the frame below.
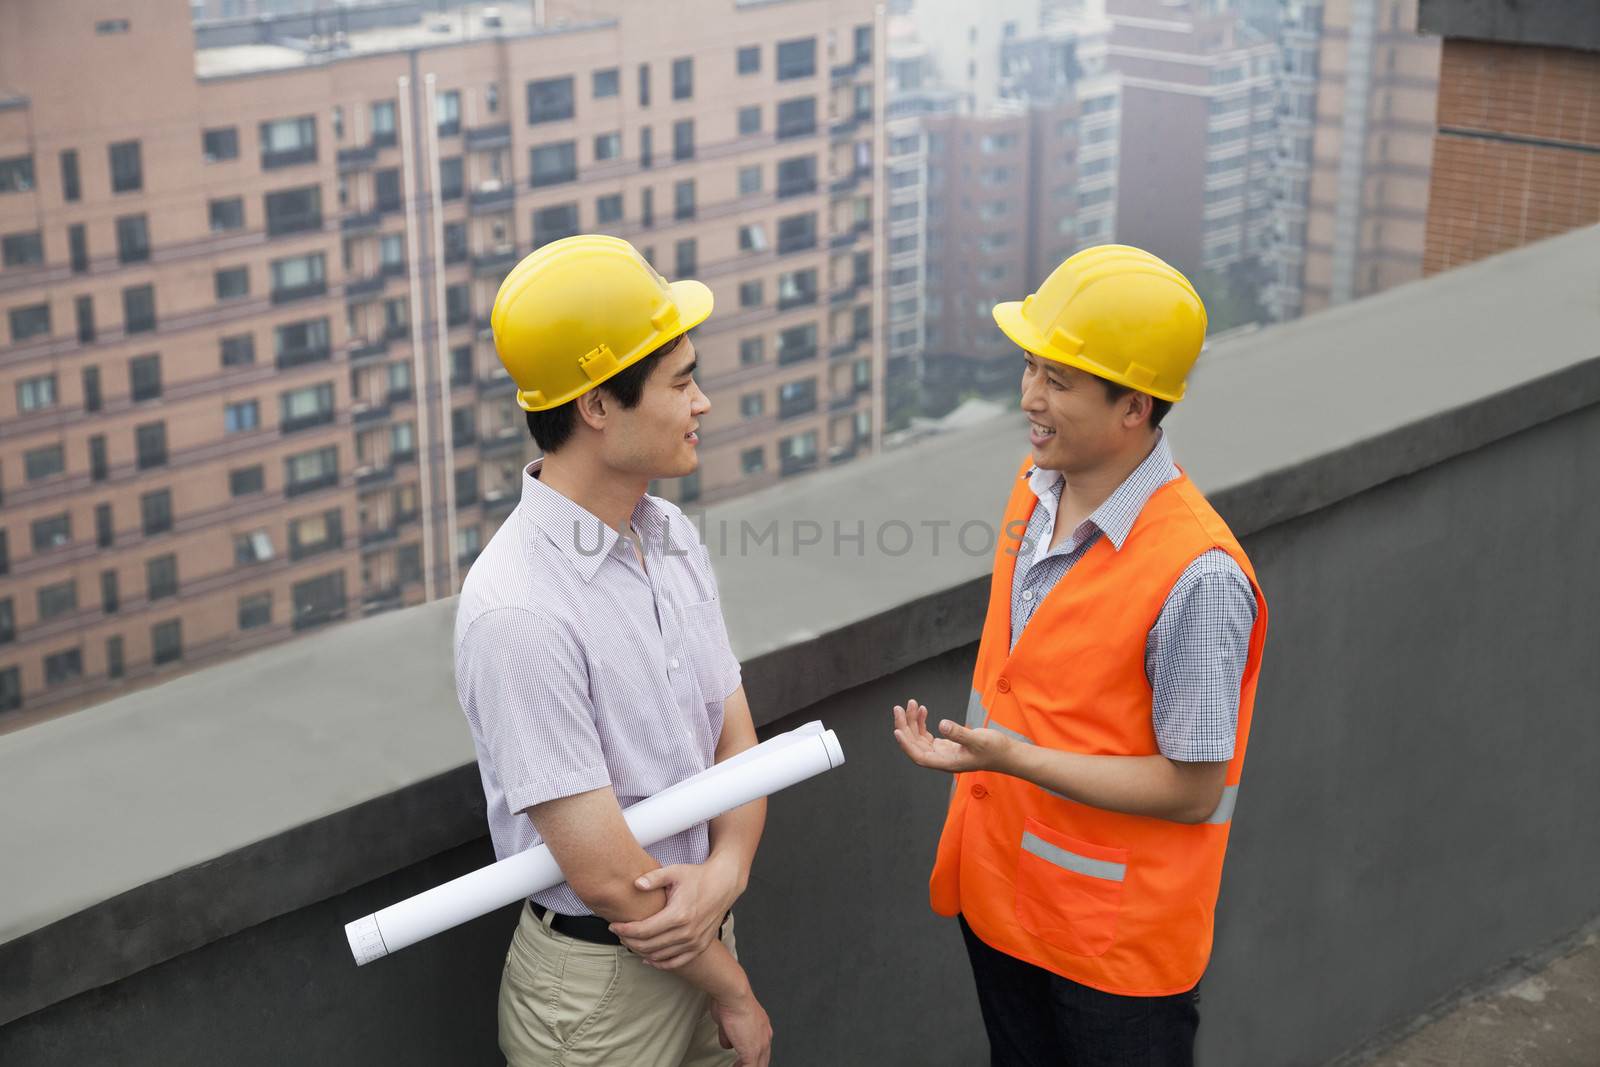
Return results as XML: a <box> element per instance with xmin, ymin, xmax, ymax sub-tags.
<box><xmin>499</xmin><ymin>900</ymin><xmax>740</xmax><ymax>1067</ymax></box>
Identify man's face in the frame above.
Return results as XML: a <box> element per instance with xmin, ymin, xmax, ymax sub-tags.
<box><xmin>1019</xmin><ymin>351</ymin><xmax>1127</xmax><ymax>474</ymax></box>
<box><xmin>601</xmin><ymin>336</ymin><xmax>710</xmax><ymax>480</ymax></box>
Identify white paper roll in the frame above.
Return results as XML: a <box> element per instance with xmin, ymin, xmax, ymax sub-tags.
<box><xmin>347</xmin><ymin>723</ymin><xmax>844</xmax><ymax>965</ymax></box>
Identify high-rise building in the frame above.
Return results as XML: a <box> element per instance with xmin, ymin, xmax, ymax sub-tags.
<box><xmin>0</xmin><ymin>0</ymin><xmax>881</xmax><ymax>726</ymax></box>
<box><xmin>1262</xmin><ymin>0</ymin><xmax>1324</xmax><ymax>322</ymax></box>
<box><xmin>1300</xmin><ymin>0</ymin><xmax>1439</xmax><ymax>312</ymax></box>
<box><xmin>1419</xmin><ymin>0</ymin><xmax>1600</xmax><ymax>274</ymax></box>
<box><xmin>897</xmin><ymin>2</ymin><xmax>1116</xmax><ymax>414</ymax></box>
<box><xmin>1104</xmin><ymin>0</ymin><xmax>1279</xmax><ymax>285</ymax></box>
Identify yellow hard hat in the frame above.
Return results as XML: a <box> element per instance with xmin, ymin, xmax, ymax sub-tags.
<box><xmin>992</xmin><ymin>244</ymin><xmax>1206</xmax><ymax>403</ymax></box>
<box><xmin>490</xmin><ymin>234</ymin><xmax>713</xmax><ymax>412</ymax></box>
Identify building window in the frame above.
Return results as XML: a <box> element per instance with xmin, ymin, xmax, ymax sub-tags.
<box><xmin>675</xmin><ymin>238</ymin><xmax>697</xmax><ymax>277</ymax></box>
<box><xmin>68</xmin><ymin>224</ymin><xmax>88</xmax><ymax>272</ymax></box>
<box><xmin>94</xmin><ymin>502</ymin><xmax>113</xmax><ymax>546</ymax></box>
<box><xmin>239</xmin><ymin>593</ymin><xmax>272</xmax><ymax>630</ymax></box>
<box><xmin>230</xmin><ymin>465</ymin><xmax>265</xmax><ymax>497</ymax></box>
<box><xmin>285</xmin><ymin>445</ymin><xmax>338</xmax><ymax>495</ymax></box>
<box><xmin>739</xmin><ymin>279</ymin><xmax>764</xmax><ymax>308</ymax></box>
<box><xmin>76</xmin><ymin>296</ymin><xmax>96</xmax><ymax>344</ymax></box>
<box><xmin>123</xmin><ymin>284</ymin><xmax>156</xmax><ymax>333</ymax></box>
<box><xmin>203</xmin><ymin>127</ymin><xmax>239</xmax><ymax>163</ymax></box>
<box><xmin>638</xmin><ymin>127</ymin><xmax>653</xmax><ymax>169</ymax></box>
<box><xmin>260</xmin><ymin>116</ymin><xmax>317</xmax><ymax>168</ymax></box>
<box><xmin>221</xmin><ymin>333</ymin><xmax>255</xmax><ymax>367</ymax></box>
<box><xmin>527</xmin><ymin>77</ymin><xmax>576</xmax><ymax>124</ymax></box>
<box><xmin>129</xmin><ymin>354</ymin><xmax>161</xmax><ymax>402</ymax></box>
<box><xmin>672</xmin><ymin>57</ymin><xmax>694</xmax><ymax>100</ymax></box>
<box><xmin>741</xmin><ymin>447</ymin><xmax>765</xmax><ymax>474</ymax></box>
<box><xmin>738</xmin><ymin>106</ymin><xmax>761</xmax><ymax>137</ymax></box>
<box><xmin>596</xmin><ymin>193</ymin><xmax>623</xmax><ymax>225</ymax></box>
<box><xmin>25</xmin><ymin>444</ymin><xmax>65</xmax><ymax>481</ymax></box>
<box><xmin>270</xmin><ymin>252</ymin><xmax>326</xmax><ymax>302</ymax></box>
<box><xmin>374</xmin><ymin>168</ymin><xmax>401</xmax><ymax>211</ymax></box>
<box><xmin>436</xmin><ymin>89</ymin><xmax>461</xmax><ymax>136</ymax></box>
<box><xmin>530</xmin><ymin>141</ymin><xmax>578</xmax><ymax>187</ymax></box>
<box><xmin>777</xmin><ymin>212</ymin><xmax>816</xmax><ymax>254</ymax></box>
<box><xmin>855</xmin><ymin>24</ymin><xmax>872</xmax><ymax>63</ymax></box>
<box><xmin>141</xmin><ymin>489</ymin><xmax>173</xmax><ymax>536</ymax></box>
<box><xmin>264</xmin><ymin>186</ymin><xmax>321</xmax><ymax>236</ymax></box>
<box><xmin>593</xmin><ymin>68</ymin><xmax>619</xmax><ymax>99</ymax></box>
<box><xmin>2</xmin><ymin>231</ymin><xmax>44</xmax><ymax>268</ymax></box>
<box><xmin>738</xmin><ymin>165</ymin><xmax>762</xmax><ymax>196</ymax></box>
<box><xmin>38</xmin><ymin>579</ymin><xmax>79</xmax><ymax>621</ymax></box>
<box><xmin>638</xmin><ymin>63</ymin><xmax>651</xmax><ymax>107</ymax></box>
<box><xmin>145</xmin><ymin>554</ymin><xmax>178</xmax><ymax>599</ymax></box>
<box><xmin>44</xmin><ymin>649</ymin><xmax>84</xmax><ymax>688</ymax></box>
<box><xmin>83</xmin><ymin>365</ymin><xmax>102</xmax><ymax>411</ymax></box>
<box><xmin>776</xmin><ymin>97</ymin><xmax>816</xmax><ymax>139</ymax></box>
<box><xmin>280</xmin><ymin>383</ymin><xmax>335</xmax><ymax>432</ymax></box>
<box><xmin>106</xmin><ymin>635</ymin><xmax>124</xmax><ymax>678</ymax></box>
<box><xmin>739</xmin><ymin>224</ymin><xmax>768</xmax><ymax>253</ymax></box>
<box><xmin>10</xmin><ymin>303</ymin><xmax>51</xmax><ymax>342</ymax></box>
<box><xmin>0</xmin><ymin>600</ymin><xmax>12</xmax><ymax>645</ymax></box>
<box><xmin>594</xmin><ymin>131</ymin><xmax>622</xmax><ymax>162</ymax></box>
<box><xmin>151</xmin><ymin>619</ymin><xmax>182</xmax><ymax>664</ymax></box>
<box><xmin>32</xmin><ymin>513</ymin><xmax>71</xmax><ymax>552</ymax></box>
<box><xmin>289</xmin><ymin>509</ymin><xmax>343</xmax><ymax>560</ymax></box>
<box><xmin>439</xmin><ymin>157</ymin><xmax>463</xmax><ymax>200</ymax></box>
<box><xmin>776</xmin><ymin>38</ymin><xmax>816</xmax><ymax>81</ymax></box>
<box><xmin>737</xmin><ymin>45</ymin><xmax>761</xmax><ymax>76</ymax></box>
<box><xmin>225</xmin><ymin>400</ymin><xmax>260</xmax><ymax>434</ymax></box>
<box><xmin>135</xmin><ymin>422</ymin><xmax>167</xmax><ymax>469</ymax></box>
<box><xmin>235</xmin><ymin>529</ymin><xmax>274</xmax><ymax>565</ymax></box>
<box><xmin>674</xmin><ymin>179</ymin><xmax>696</xmax><ymax>220</ymax></box>
<box><xmin>740</xmin><ymin>337</ymin><xmax>764</xmax><ymax>366</ymax></box>
<box><xmin>740</xmin><ymin>392</ymin><xmax>765</xmax><ymax>418</ymax></box>
<box><xmin>532</xmin><ymin>203</ymin><xmax>580</xmax><ymax>249</ymax></box>
<box><xmin>17</xmin><ymin>373</ymin><xmax>57</xmax><ymax>412</ymax></box>
<box><xmin>109</xmin><ymin>140</ymin><xmax>142</xmax><ymax>193</ymax></box>
<box><xmin>371</xmin><ymin>100</ymin><xmax>397</xmax><ymax>145</ymax></box>
<box><xmin>210</xmin><ymin>196</ymin><xmax>244</xmax><ymax>232</ymax></box>
<box><xmin>115</xmin><ymin>215</ymin><xmax>150</xmax><ymax>264</ymax></box>
<box><xmin>0</xmin><ymin>667</ymin><xmax>18</xmax><ymax>712</ymax></box>
<box><xmin>778</xmin><ymin>322</ymin><xmax>818</xmax><ymax>363</ymax></box>
<box><xmin>0</xmin><ymin>155</ymin><xmax>36</xmax><ymax>194</ymax></box>
<box><xmin>292</xmin><ymin>571</ymin><xmax>346</xmax><ymax>630</ymax></box>
<box><xmin>777</xmin><ymin>155</ymin><xmax>817</xmax><ymax>198</ymax></box>
<box><xmin>59</xmin><ymin>150</ymin><xmax>80</xmax><ymax>201</ymax></box>
<box><xmin>215</xmin><ymin>266</ymin><xmax>249</xmax><ymax>301</ymax></box>
<box><xmin>673</xmin><ymin>119</ymin><xmax>695</xmax><ymax>161</ymax></box>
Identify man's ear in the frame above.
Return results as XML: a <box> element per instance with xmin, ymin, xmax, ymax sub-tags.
<box><xmin>574</xmin><ymin>387</ymin><xmax>608</xmax><ymax>432</ymax></box>
<box><xmin>1122</xmin><ymin>390</ymin><xmax>1153</xmax><ymax>429</ymax></box>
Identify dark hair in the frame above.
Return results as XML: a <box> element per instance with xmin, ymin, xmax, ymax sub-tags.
<box><xmin>524</xmin><ymin>333</ymin><xmax>685</xmax><ymax>453</ymax></box>
<box><xmin>1101</xmin><ymin>379</ymin><xmax>1173</xmax><ymax>429</ymax></box>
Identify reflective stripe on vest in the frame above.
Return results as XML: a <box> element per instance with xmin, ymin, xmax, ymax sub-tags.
<box><xmin>1021</xmin><ymin>830</ymin><xmax>1127</xmax><ymax>882</ymax></box>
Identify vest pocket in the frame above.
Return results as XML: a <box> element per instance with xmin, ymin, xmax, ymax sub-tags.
<box><xmin>1014</xmin><ymin>817</ymin><xmax>1128</xmax><ymax>958</ymax></box>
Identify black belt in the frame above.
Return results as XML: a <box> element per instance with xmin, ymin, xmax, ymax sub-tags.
<box><xmin>529</xmin><ymin>901</ymin><xmax>733</xmax><ymax>949</ymax></box>
<box><xmin>530</xmin><ymin>901</ymin><xmax>623</xmax><ymax>946</ymax></box>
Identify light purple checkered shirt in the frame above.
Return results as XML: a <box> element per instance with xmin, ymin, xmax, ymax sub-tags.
<box><xmin>454</xmin><ymin>459</ymin><xmax>742</xmax><ymax>916</ymax></box>
<box><xmin>1010</xmin><ymin>432</ymin><xmax>1258</xmax><ymax>762</ymax></box>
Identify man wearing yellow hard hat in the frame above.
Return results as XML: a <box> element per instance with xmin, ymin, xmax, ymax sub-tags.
<box><xmin>892</xmin><ymin>245</ymin><xmax>1270</xmax><ymax>1065</ymax></box>
<box><xmin>454</xmin><ymin>235</ymin><xmax>770</xmax><ymax>1067</ymax></box>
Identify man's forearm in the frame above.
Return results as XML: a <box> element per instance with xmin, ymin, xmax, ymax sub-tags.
<box><xmin>999</xmin><ymin>745</ymin><xmax>1220</xmax><ymax>823</ymax></box>
<box><xmin>707</xmin><ymin>798</ymin><xmax>765</xmax><ymax>894</ymax></box>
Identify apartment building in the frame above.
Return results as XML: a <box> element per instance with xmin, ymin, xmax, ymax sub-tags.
<box><xmin>1300</xmin><ymin>0</ymin><xmax>1439</xmax><ymax>311</ymax></box>
<box><xmin>0</xmin><ymin>0</ymin><xmax>882</xmax><ymax>726</ymax></box>
<box><xmin>1105</xmin><ymin>0</ymin><xmax>1279</xmax><ymax>284</ymax></box>
<box><xmin>1262</xmin><ymin>0</ymin><xmax>1323</xmax><ymax>321</ymax></box>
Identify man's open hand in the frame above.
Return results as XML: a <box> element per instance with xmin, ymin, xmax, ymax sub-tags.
<box><xmin>893</xmin><ymin>698</ymin><xmax>1017</xmax><ymax>774</ymax></box>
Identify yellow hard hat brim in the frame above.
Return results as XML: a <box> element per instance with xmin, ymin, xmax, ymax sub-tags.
<box><xmin>991</xmin><ymin>299</ymin><xmax>1185</xmax><ymax>403</ymax></box>
<box><xmin>668</xmin><ymin>278</ymin><xmax>714</xmax><ymax>338</ymax></box>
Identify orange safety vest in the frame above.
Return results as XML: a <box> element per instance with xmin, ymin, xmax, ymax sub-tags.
<box><xmin>930</xmin><ymin>458</ymin><xmax>1269</xmax><ymax>996</ymax></box>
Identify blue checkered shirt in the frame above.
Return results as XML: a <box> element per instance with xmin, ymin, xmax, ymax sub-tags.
<box><xmin>1009</xmin><ymin>433</ymin><xmax>1257</xmax><ymax>762</ymax></box>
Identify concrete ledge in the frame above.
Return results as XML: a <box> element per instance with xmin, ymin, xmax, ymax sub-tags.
<box><xmin>3</xmin><ymin>225</ymin><xmax>1598</xmax><ymax>1028</ymax></box>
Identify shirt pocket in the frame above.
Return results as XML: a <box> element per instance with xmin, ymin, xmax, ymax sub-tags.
<box><xmin>674</xmin><ymin>598</ymin><xmax>737</xmax><ymax>703</ymax></box>
<box><xmin>1013</xmin><ymin>816</ymin><xmax>1129</xmax><ymax>958</ymax></box>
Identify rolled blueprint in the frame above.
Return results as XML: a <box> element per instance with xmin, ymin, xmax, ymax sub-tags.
<box><xmin>346</xmin><ymin>724</ymin><xmax>844</xmax><ymax>965</ymax></box>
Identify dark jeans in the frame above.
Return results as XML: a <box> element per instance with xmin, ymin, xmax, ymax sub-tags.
<box><xmin>960</xmin><ymin>915</ymin><xmax>1200</xmax><ymax>1067</ymax></box>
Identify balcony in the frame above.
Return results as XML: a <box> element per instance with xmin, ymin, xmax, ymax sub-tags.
<box><xmin>270</xmin><ymin>280</ymin><xmax>328</xmax><ymax>305</ymax></box>
<box><xmin>262</xmin><ymin>144</ymin><xmax>317</xmax><ymax>170</ymax></box>
<box><xmin>829</xmin><ymin>338</ymin><xmax>859</xmax><ymax>359</ymax></box>
<box><xmin>351</xmin><ymin>400</ymin><xmax>391</xmax><ymax>424</ymax></box>
<box><xmin>465</xmin><ymin>122</ymin><xmax>512</xmax><ymax>150</ymax></box>
<box><xmin>829</xmin><ymin>115</ymin><xmax>864</xmax><ymax>141</ymax></box>
<box><xmin>359</xmin><ymin>526</ymin><xmax>399</xmax><ymax>549</ymax></box>
<box><xmin>282</xmin><ymin>471</ymin><xmax>337</xmax><ymax>497</ymax></box>
<box><xmin>275</xmin><ymin>344</ymin><xmax>332</xmax><ymax>370</ymax></box>
<box><xmin>266</xmin><ymin>212</ymin><xmax>323</xmax><ymax>238</ymax></box>
<box><xmin>829</xmin><ymin>168</ymin><xmax>870</xmax><ymax>196</ymax></box>
<box><xmin>345</xmin><ymin>274</ymin><xmax>385</xmax><ymax>299</ymax></box>
<box><xmin>479</xmin><ymin>373</ymin><xmax>517</xmax><ymax>397</ymax></box>
<box><xmin>469</xmin><ymin>185</ymin><xmax>515</xmax><ymax>214</ymax></box>
<box><xmin>830</xmin><ymin>281</ymin><xmax>863</xmax><ymax>306</ymax></box>
<box><xmin>777</xmin><ymin>344</ymin><xmax>818</xmax><ymax>367</ymax></box>
<box><xmin>355</xmin><ymin>464</ymin><xmax>395</xmax><ymax>488</ymax></box>
<box><xmin>779</xmin><ymin>395</ymin><xmax>818</xmax><ymax>420</ymax></box>
<box><xmin>387</xmin><ymin>386</ymin><xmax>414</xmax><ymax>405</ymax></box>
<box><xmin>472</xmin><ymin>248</ymin><xmax>519</xmax><ymax>277</ymax></box>
<box><xmin>280</xmin><ymin>410</ymin><xmax>335</xmax><ymax>435</ymax></box>
<box><xmin>778</xmin><ymin>450</ymin><xmax>820</xmax><ymax>476</ymax></box>
<box><xmin>362</xmin><ymin>586</ymin><xmax>403</xmax><ymax>614</ymax></box>
<box><xmin>348</xmin><ymin>337</ymin><xmax>389</xmax><ymax>363</ymax></box>
<box><xmin>777</xmin><ymin>289</ymin><xmax>818</xmax><ymax>311</ymax></box>
<box><xmin>777</xmin><ymin>231</ymin><xmax>818</xmax><ymax>256</ymax></box>
<box><xmin>6</xmin><ymin>230</ymin><xmax>1599</xmax><ymax>1067</ymax></box>
<box><xmin>336</xmin><ymin>145</ymin><xmax>378</xmax><ymax>172</ymax></box>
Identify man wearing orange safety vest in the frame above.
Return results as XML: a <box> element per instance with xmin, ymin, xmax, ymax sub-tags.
<box><xmin>893</xmin><ymin>245</ymin><xmax>1268</xmax><ymax>1066</ymax></box>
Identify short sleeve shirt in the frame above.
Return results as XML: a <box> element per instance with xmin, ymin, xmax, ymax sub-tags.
<box><xmin>454</xmin><ymin>460</ymin><xmax>742</xmax><ymax>915</ymax></box>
